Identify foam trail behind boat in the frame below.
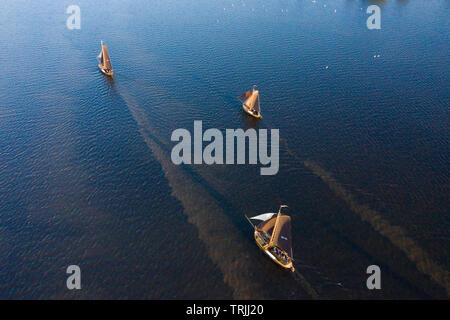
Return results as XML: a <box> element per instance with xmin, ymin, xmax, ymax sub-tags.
<box><xmin>302</xmin><ymin>159</ymin><xmax>450</xmax><ymax>297</ymax></box>
<box><xmin>118</xmin><ymin>53</ymin><xmax>449</xmax><ymax>296</ymax></box>
<box><xmin>117</xmin><ymin>41</ymin><xmax>448</xmax><ymax>296</ymax></box>
<box><xmin>115</xmin><ymin>85</ymin><xmax>298</xmax><ymax>299</ymax></box>
<box><xmin>279</xmin><ymin>137</ymin><xmax>450</xmax><ymax>297</ymax></box>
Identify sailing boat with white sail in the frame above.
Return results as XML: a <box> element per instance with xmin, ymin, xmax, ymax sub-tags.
<box><xmin>246</xmin><ymin>205</ymin><xmax>295</xmax><ymax>271</ymax></box>
<box><xmin>97</xmin><ymin>40</ymin><xmax>113</xmax><ymax>76</ymax></box>
<box><xmin>239</xmin><ymin>86</ymin><xmax>262</xmax><ymax>119</ymax></box>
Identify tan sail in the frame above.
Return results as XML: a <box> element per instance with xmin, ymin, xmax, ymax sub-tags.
<box><xmin>253</xmin><ymin>92</ymin><xmax>261</xmax><ymax>113</ymax></box>
<box><xmin>244</xmin><ymin>90</ymin><xmax>259</xmax><ymax>110</ymax></box>
<box><xmin>259</xmin><ymin>216</ymin><xmax>276</xmax><ymax>234</ymax></box>
<box><xmin>102</xmin><ymin>45</ymin><xmax>112</xmax><ymax>70</ymax></box>
<box><xmin>98</xmin><ymin>41</ymin><xmax>113</xmax><ymax>76</ymax></box>
<box><xmin>269</xmin><ymin>215</ymin><xmax>293</xmax><ymax>259</ymax></box>
<box><xmin>269</xmin><ymin>211</ymin><xmax>281</xmax><ymax>245</ymax></box>
<box><xmin>240</xmin><ymin>89</ymin><xmax>253</xmax><ymax>100</ymax></box>
<box><xmin>241</xmin><ymin>88</ymin><xmax>261</xmax><ymax>119</ymax></box>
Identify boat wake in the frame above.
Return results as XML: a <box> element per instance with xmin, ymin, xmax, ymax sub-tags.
<box><xmin>112</xmin><ymin>81</ymin><xmax>325</xmax><ymax>299</ymax></box>
<box><xmin>301</xmin><ymin>158</ymin><xmax>450</xmax><ymax>297</ymax></box>
<box><xmin>112</xmin><ymin>58</ymin><xmax>448</xmax><ymax>298</ymax></box>
<box><xmin>280</xmin><ymin>137</ymin><xmax>449</xmax><ymax>297</ymax></box>
<box><xmin>293</xmin><ymin>261</ymin><xmax>351</xmax><ymax>298</ymax></box>
<box><xmin>111</xmin><ymin>70</ymin><xmax>351</xmax><ymax>299</ymax></box>
<box><xmin>292</xmin><ymin>268</ymin><xmax>320</xmax><ymax>299</ymax></box>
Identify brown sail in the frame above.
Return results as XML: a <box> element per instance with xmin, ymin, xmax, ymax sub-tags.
<box><xmin>97</xmin><ymin>41</ymin><xmax>113</xmax><ymax>76</ymax></box>
<box><xmin>240</xmin><ymin>89</ymin><xmax>253</xmax><ymax>99</ymax></box>
<box><xmin>270</xmin><ymin>215</ymin><xmax>293</xmax><ymax>259</ymax></box>
<box><xmin>252</xmin><ymin>91</ymin><xmax>261</xmax><ymax>113</ymax></box>
<box><xmin>240</xmin><ymin>88</ymin><xmax>261</xmax><ymax>118</ymax></box>
<box><xmin>101</xmin><ymin>45</ymin><xmax>112</xmax><ymax>70</ymax></box>
<box><xmin>258</xmin><ymin>216</ymin><xmax>277</xmax><ymax>234</ymax></box>
<box><xmin>244</xmin><ymin>90</ymin><xmax>259</xmax><ymax>110</ymax></box>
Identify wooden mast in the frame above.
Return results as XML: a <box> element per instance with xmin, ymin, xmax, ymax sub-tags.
<box><xmin>269</xmin><ymin>205</ymin><xmax>288</xmax><ymax>246</ymax></box>
<box><xmin>245</xmin><ymin>215</ymin><xmax>256</xmax><ymax>229</ymax></box>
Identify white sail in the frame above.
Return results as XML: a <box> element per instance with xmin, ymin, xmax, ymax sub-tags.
<box><xmin>97</xmin><ymin>40</ymin><xmax>104</xmax><ymax>62</ymax></box>
<box><xmin>250</xmin><ymin>213</ymin><xmax>276</xmax><ymax>221</ymax></box>
<box><xmin>97</xmin><ymin>50</ymin><xmax>102</xmax><ymax>62</ymax></box>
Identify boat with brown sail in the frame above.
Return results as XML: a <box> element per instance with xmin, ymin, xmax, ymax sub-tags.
<box><xmin>97</xmin><ymin>40</ymin><xmax>114</xmax><ymax>76</ymax></box>
<box><xmin>246</xmin><ymin>205</ymin><xmax>295</xmax><ymax>272</ymax></box>
<box><xmin>239</xmin><ymin>86</ymin><xmax>262</xmax><ymax>119</ymax></box>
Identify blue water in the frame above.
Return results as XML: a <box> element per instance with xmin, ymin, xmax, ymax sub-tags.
<box><xmin>0</xmin><ymin>0</ymin><xmax>448</xmax><ymax>299</ymax></box>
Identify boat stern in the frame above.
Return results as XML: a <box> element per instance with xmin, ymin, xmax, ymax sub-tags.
<box><xmin>243</xmin><ymin>105</ymin><xmax>262</xmax><ymax>119</ymax></box>
<box><xmin>98</xmin><ymin>64</ymin><xmax>114</xmax><ymax>76</ymax></box>
<box><xmin>254</xmin><ymin>230</ymin><xmax>294</xmax><ymax>271</ymax></box>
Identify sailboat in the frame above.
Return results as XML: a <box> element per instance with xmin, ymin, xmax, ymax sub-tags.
<box><xmin>239</xmin><ymin>86</ymin><xmax>262</xmax><ymax>119</ymax></box>
<box><xmin>246</xmin><ymin>205</ymin><xmax>295</xmax><ymax>272</ymax></box>
<box><xmin>97</xmin><ymin>40</ymin><xmax>113</xmax><ymax>76</ymax></box>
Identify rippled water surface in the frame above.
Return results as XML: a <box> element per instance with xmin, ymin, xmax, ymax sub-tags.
<box><xmin>0</xmin><ymin>0</ymin><xmax>449</xmax><ymax>299</ymax></box>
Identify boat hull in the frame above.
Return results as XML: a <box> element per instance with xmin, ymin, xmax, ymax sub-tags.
<box><xmin>254</xmin><ymin>230</ymin><xmax>294</xmax><ymax>271</ymax></box>
<box><xmin>98</xmin><ymin>64</ymin><xmax>114</xmax><ymax>76</ymax></box>
<box><xmin>243</xmin><ymin>104</ymin><xmax>262</xmax><ymax>119</ymax></box>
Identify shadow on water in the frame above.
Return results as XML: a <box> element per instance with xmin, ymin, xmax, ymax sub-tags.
<box><xmin>301</xmin><ymin>159</ymin><xmax>450</xmax><ymax>297</ymax></box>
<box><xmin>3</xmin><ymin>0</ymin><xmax>446</xmax><ymax>300</ymax></box>
<box><xmin>240</xmin><ymin>111</ymin><xmax>261</xmax><ymax>131</ymax></box>
<box><xmin>113</xmin><ymin>63</ymin><xmax>449</xmax><ymax>298</ymax></box>
<box><xmin>77</xmin><ymin>2</ymin><xmax>448</xmax><ymax>297</ymax></box>
<box><xmin>114</xmin><ymin>84</ymin><xmax>319</xmax><ymax>299</ymax></box>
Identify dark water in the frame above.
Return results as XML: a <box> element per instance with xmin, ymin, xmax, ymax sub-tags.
<box><xmin>0</xmin><ymin>0</ymin><xmax>448</xmax><ymax>299</ymax></box>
